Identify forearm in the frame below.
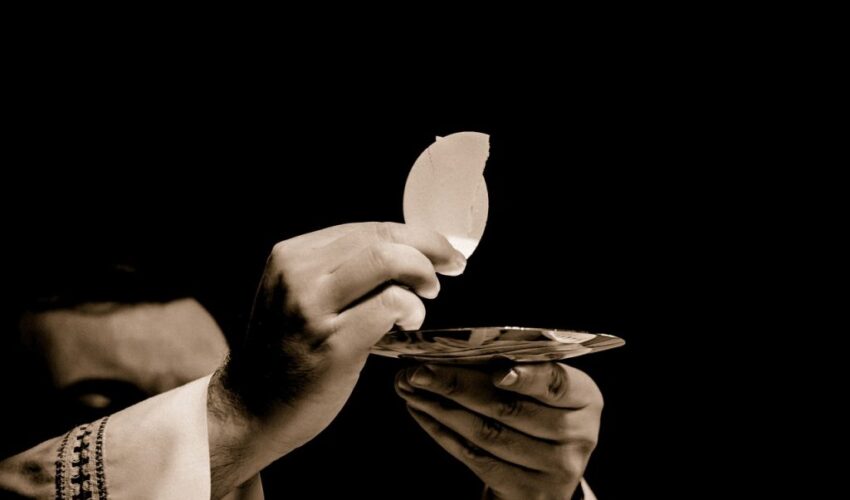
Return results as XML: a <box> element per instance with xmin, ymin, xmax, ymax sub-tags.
<box><xmin>207</xmin><ymin>368</ymin><xmax>281</xmax><ymax>499</ymax></box>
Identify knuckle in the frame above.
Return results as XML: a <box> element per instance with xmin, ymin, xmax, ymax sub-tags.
<box><xmin>474</xmin><ymin>456</ymin><xmax>500</xmax><ymax>477</ymax></box>
<box><xmin>269</xmin><ymin>243</ymin><xmax>301</xmax><ymax>278</ymax></box>
<box><xmin>554</xmin><ymin>412</ymin><xmax>573</xmax><ymax>436</ymax></box>
<box><xmin>437</xmin><ymin>370</ymin><xmax>460</xmax><ymax>396</ymax></box>
<box><xmin>575</xmin><ymin>435</ymin><xmax>599</xmax><ymax>456</ymax></box>
<box><xmin>572</xmin><ymin>366</ymin><xmax>603</xmax><ymax>410</ymax></box>
<box><xmin>271</xmin><ymin>241</ymin><xmax>293</xmax><ymax>262</ymax></box>
<box><xmin>475</xmin><ymin>455</ymin><xmax>499</xmax><ymax>475</ymax></box>
<box><xmin>476</xmin><ymin>416</ymin><xmax>506</xmax><ymax>444</ymax></box>
<box><xmin>463</xmin><ymin>444</ymin><xmax>498</xmax><ymax>473</ymax></box>
<box><xmin>367</xmin><ymin>244</ymin><xmax>392</xmax><ymax>271</ymax></box>
<box><xmin>407</xmin><ymin>302</ymin><xmax>427</xmax><ymax>329</ymax></box>
<box><xmin>589</xmin><ymin>383</ymin><xmax>604</xmax><ymax>411</ymax></box>
<box><xmin>378</xmin><ymin>287</ymin><xmax>396</xmax><ymax>310</ymax></box>
<box><xmin>272</xmin><ymin>240</ymin><xmax>287</xmax><ymax>254</ymax></box>
<box><xmin>497</xmin><ymin>398</ymin><xmax>527</xmax><ymax>419</ymax></box>
<box><xmin>414</xmin><ymin>296</ymin><xmax>427</xmax><ymax>316</ymax></box>
<box><xmin>394</xmin><ymin>370</ymin><xmax>408</xmax><ymax>387</ymax></box>
<box><xmin>553</xmin><ymin>450</ymin><xmax>585</xmax><ymax>480</ymax></box>
<box><xmin>372</xmin><ymin>221</ymin><xmax>397</xmax><ymax>242</ymax></box>
<box><xmin>379</xmin><ymin>285</ymin><xmax>404</xmax><ymax>310</ymax></box>
<box><xmin>547</xmin><ymin>364</ymin><xmax>569</xmax><ymax>400</ymax></box>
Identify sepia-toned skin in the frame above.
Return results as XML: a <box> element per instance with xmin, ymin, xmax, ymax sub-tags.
<box><xmin>19</xmin><ymin>299</ymin><xmax>230</xmax><ymax>413</ymax></box>
<box><xmin>396</xmin><ymin>363</ymin><xmax>602</xmax><ymax>499</ymax></box>
<box><xmin>11</xmin><ymin>221</ymin><xmax>601</xmax><ymax>499</ymax></box>
<box><xmin>210</xmin><ymin>222</ymin><xmax>602</xmax><ymax>499</ymax></box>
<box><xmin>207</xmin><ymin>222</ymin><xmax>468</xmax><ymax>497</ymax></box>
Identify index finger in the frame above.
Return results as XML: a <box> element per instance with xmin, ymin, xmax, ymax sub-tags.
<box><xmin>493</xmin><ymin>363</ymin><xmax>603</xmax><ymax>410</ymax></box>
<box><xmin>325</xmin><ymin>222</ymin><xmax>467</xmax><ymax>276</ymax></box>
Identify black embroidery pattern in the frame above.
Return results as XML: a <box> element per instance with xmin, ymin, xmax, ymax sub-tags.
<box><xmin>55</xmin><ymin>428</ymin><xmax>73</xmax><ymax>500</ymax></box>
<box><xmin>94</xmin><ymin>416</ymin><xmax>109</xmax><ymax>498</ymax></box>
<box><xmin>55</xmin><ymin>417</ymin><xmax>110</xmax><ymax>500</ymax></box>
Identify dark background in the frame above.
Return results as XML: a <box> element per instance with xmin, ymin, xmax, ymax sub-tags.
<box><xmin>1</xmin><ymin>94</ymin><xmax>735</xmax><ymax>498</ymax></box>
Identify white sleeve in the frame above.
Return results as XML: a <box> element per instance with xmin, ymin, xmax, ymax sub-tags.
<box><xmin>101</xmin><ymin>375</ymin><xmax>213</xmax><ymax>498</ymax></box>
<box><xmin>2</xmin><ymin>374</ymin><xmax>263</xmax><ymax>499</ymax></box>
<box><xmin>103</xmin><ymin>374</ymin><xmax>263</xmax><ymax>500</ymax></box>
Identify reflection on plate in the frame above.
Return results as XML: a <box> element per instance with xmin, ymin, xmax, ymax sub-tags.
<box><xmin>370</xmin><ymin>327</ymin><xmax>625</xmax><ymax>364</ymax></box>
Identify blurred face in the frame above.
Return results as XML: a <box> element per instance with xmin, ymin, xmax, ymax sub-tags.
<box><xmin>19</xmin><ymin>298</ymin><xmax>229</xmax><ymax>421</ymax></box>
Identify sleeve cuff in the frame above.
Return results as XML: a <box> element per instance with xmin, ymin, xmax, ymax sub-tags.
<box><xmin>102</xmin><ymin>375</ymin><xmax>213</xmax><ymax>499</ymax></box>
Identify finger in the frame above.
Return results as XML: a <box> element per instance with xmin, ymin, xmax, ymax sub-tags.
<box><xmin>493</xmin><ymin>363</ymin><xmax>604</xmax><ymax>410</ymax></box>
<box><xmin>322</xmin><ymin>222</ymin><xmax>466</xmax><ymax>276</ymax></box>
<box><xmin>331</xmin><ymin>285</ymin><xmax>425</xmax><ymax>351</ymax></box>
<box><xmin>324</xmin><ymin>242</ymin><xmax>440</xmax><ymax>310</ymax></box>
<box><xmin>277</xmin><ymin>222</ymin><xmax>368</xmax><ymax>252</ymax></box>
<box><xmin>398</xmin><ymin>386</ymin><xmax>566</xmax><ymax>473</ymax></box>
<box><xmin>406</xmin><ymin>406</ymin><xmax>538</xmax><ymax>494</ymax></box>
<box><xmin>398</xmin><ymin>365</ymin><xmax>571</xmax><ymax>441</ymax></box>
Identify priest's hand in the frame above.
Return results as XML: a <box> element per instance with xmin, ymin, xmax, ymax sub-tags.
<box><xmin>396</xmin><ymin>363</ymin><xmax>602</xmax><ymax>500</ymax></box>
<box><xmin>207</xmin><ymin>222</ymin><xmax>465</xmax><ymax>497</ymax></box>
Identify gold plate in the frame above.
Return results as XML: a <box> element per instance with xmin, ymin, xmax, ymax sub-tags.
<box><xmin>370</xmin><ymin>327</ymin><xmax>625</xmax><ymax>364</ymax></box>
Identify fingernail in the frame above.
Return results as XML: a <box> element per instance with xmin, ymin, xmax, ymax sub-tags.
<box><xmin>396</xmin><ymin>377</ymin><xmax>414</xmax><ymax>393</ymax></box>
<box><xmin>440</xmin><ymin>253</ymin><xmax>467</xmax><ymax>277</ymax></box>
<box><xmin>410</xmin><ymin>366</ymin><xmax>435</xmax><ymax>387</ymax></box>
<box><xmin>454</xmin><ymin>254</ymin><xmax>468</xmax><ymax>273</ymax></box>
<box><xmin>423</xmin><ymin>281</ymin><xmax>440</xmax><ymax>299</ymax></box>
<box><xmin>497</xmin><ymin>369</ymin><xmax>519</xmax><ymax>387</ymax></box>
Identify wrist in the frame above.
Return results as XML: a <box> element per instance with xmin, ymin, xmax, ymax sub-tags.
<box><xmin>207</xmin><ymin>366</ymin><xmax>261</xmax><ymax>444</ymax></box>
<box><xmin>208</xmin><ymin>358</ymin><xmax>309</xmax><ymax>459</ymax></box>
<box><xmin>207</xmin><ymin>368</ymin><xmax>271</xmax><ymax>498</ymax></box>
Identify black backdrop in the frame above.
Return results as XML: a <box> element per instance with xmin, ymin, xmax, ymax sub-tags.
<box><xmin>2</xmin><ymin>96</ymin><xmax>728</xmax><ymax>498</ymax></box>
